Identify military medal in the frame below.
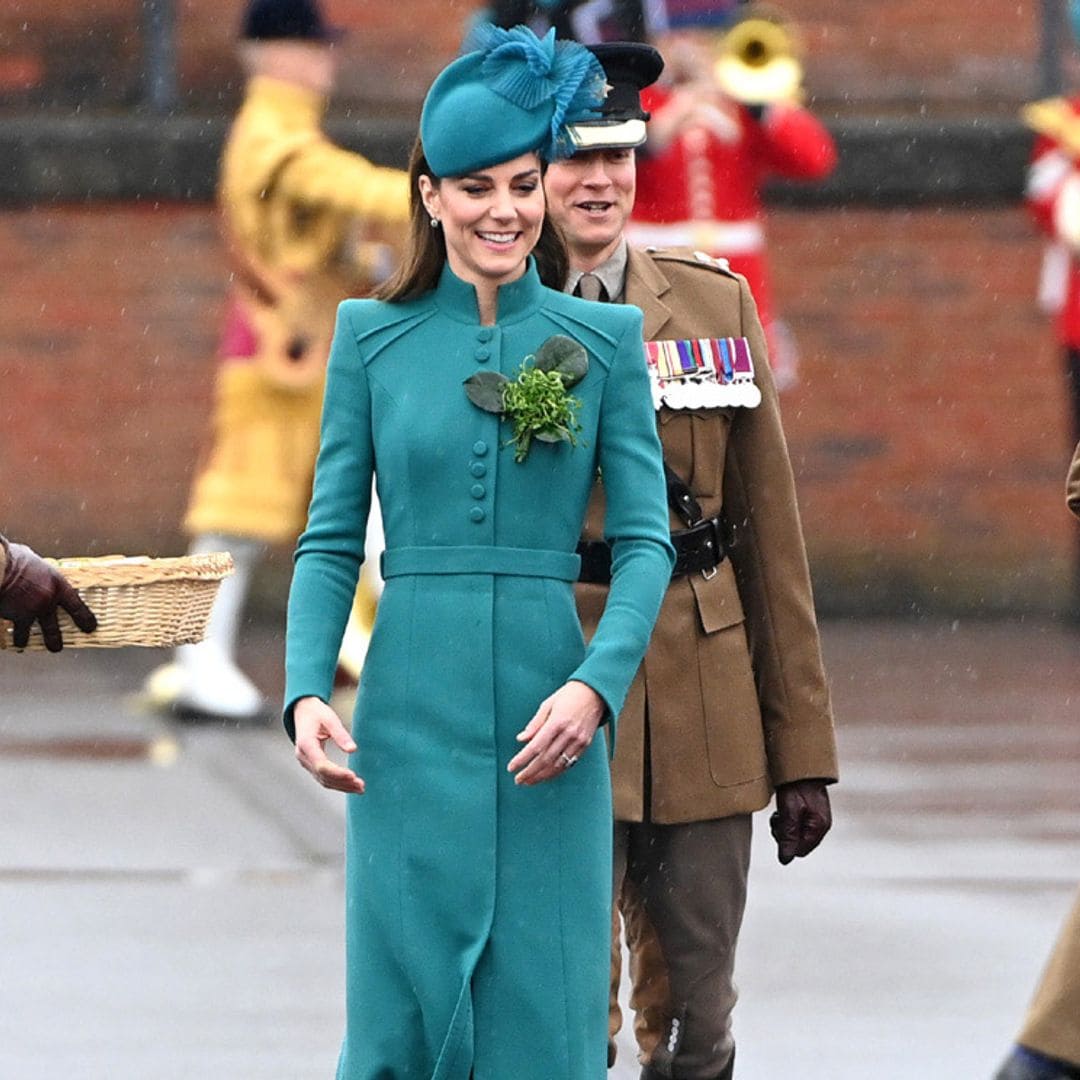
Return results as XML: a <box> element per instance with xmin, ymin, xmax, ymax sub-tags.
<box><xmin>644</xmin><ymin>336</ymin><xmax>761</xmax><ymax>410</ymax></box>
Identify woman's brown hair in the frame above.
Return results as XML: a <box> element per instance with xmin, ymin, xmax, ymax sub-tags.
<box><xmin>375</xmin><ymin>137</ymin><xmax>569</xmax><ymax>303</ymax></box>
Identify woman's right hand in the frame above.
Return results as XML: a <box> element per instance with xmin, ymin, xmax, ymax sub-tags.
<box><xmin>293</xmin><ymin>696</ymin><xmax>366</xmax><ymax>795</ymax></box>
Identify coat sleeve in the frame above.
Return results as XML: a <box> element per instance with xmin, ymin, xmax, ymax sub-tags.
<box><xmin>724</xmin><ymin>279</ymin><xmax>839</xmax><ymax>786</ymax></box>
<box><xmin>277</xmin><ymin>135</ymin><xmax>411</xmax><ymax>226</ymax></box>
<box><xmin>283</xmin><ymin>302</ymin><xmax>374</xmax><ymax>738</ymax></box>
<box><xmin>569</xmin><ymin>308</ymin><xmax>675</xmax><ymax>725</ymax></box>
<box><xmin>1026</xmin><ymin>133</ymin><xmax>1069</xmax><ymax>239</ymax></box>
<box><xmin>755</xmin><ymin>103</ymin><xmax>838</xmax><ymax>181</ymax></box>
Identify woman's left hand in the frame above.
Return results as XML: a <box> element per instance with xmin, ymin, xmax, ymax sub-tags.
<box><xmin>507</xmin><ymin>680</ymin><xmax>604</xmax><ymax>786</ymax></box>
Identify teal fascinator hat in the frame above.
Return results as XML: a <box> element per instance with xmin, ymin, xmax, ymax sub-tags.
<box><xmin>420</xmin><ymin>23</ymin><xmax>607</xmax><ymax>177</ymax></box>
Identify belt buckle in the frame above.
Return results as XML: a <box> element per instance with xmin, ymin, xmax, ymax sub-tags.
<box><xmin>701</xmin><ymin>517</ymin><xmax>721</xmax><ymax>580</ymax></box>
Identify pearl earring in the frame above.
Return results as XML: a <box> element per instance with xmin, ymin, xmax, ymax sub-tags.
<box><xmin>429</xmin><ymin>216</ymin><xmax>440</xmax><ymax>229</ymax></box>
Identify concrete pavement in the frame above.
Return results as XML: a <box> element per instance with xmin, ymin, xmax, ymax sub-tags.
<box><xmin>1</xmin><ymin>618</ymin><xmax>1078</xmax><ymax>1079</ymax></box>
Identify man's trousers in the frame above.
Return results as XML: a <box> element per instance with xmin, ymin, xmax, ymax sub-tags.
<box><xmin>611</xmin><ymin>814</ymin><xmax>752</xmax><ymax>1078</ymax></box>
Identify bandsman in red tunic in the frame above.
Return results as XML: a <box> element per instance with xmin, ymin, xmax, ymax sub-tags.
<box><xmin>1022</xmin><ymin>0</ymin><xmax>1080</xmax><ymax>616</ymax></box>
<box><xmin>627</xmin><ymin>1</ymin><xmax>837</xmax><ymax>387</ymax></box>
<box><xmin>1023</xmin><ymin>93</ymin><xmax>1080</xmax><ymax>445</ymax></box>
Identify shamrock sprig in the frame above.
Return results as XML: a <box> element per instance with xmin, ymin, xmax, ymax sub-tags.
<box><xmin>464</xmin><ymin>335</ymin><xmax>589</xmax><ymax>463</ymax></box>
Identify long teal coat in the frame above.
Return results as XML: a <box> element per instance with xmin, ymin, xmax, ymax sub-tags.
<box><xmin>285</xmin><ymin>260</ymin><xmax>673</xmax><ymax>1080</ymax></box>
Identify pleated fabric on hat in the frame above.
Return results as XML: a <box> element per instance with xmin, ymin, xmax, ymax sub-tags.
<box><xmin>420</xmin><ymin>24</ymin><xmax>606</xmax><ymax>177</ymax></box>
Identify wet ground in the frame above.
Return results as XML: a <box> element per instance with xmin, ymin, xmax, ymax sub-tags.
<box><xmin>1</xmin><ymin>618</ymin><xmax>1078</xmax><ymax>1079</ymax></box>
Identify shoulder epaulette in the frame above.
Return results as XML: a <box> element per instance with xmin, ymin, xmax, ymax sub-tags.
<box><xmin>641</xmin><ymin>246</ymin><xmax>739</xmax><ymax>279</ymax></box>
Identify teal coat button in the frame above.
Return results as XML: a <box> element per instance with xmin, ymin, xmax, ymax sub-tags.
<box><xmin>469</xmin><ymin>506</ymin><xmax>486</xmax><ymax>523</ymax></box>
<box><xmin>475</xmin><ymin>348</ymin><xmax>491</xmax><ymax>362</ymax></box>
<box><xmin>473</xmin><ymin>440</ymin><xmax>488</xmax><ymax>456</ymax></box>
<box><xmin>470</xmin><ymin>461</ymin><xmax>487</xmax><ymax>477</ymax></box>
<box><xmin>471</xmin><ymin>483</ymin><xmax>486</xmax><ymax>499</ymax></box>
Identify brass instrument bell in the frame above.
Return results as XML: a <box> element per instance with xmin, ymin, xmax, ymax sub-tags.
<box><xmin>712</xmin><ymin>9</ymin><xmax>804</xmax><ymax>106</ymax></box>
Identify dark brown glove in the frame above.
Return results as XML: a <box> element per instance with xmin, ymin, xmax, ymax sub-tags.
<box><xmin>0</xmin><ymin>538</ymin><xmax>97</xmax><ymax>652</ymax></box>
<box><xmin>770</xmin><ymin>779</ymin><xmax>832</xmax><ymax>865</ymax></box>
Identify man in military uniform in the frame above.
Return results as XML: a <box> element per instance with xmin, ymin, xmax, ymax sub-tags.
<box><xmin>992</xmin><ymin>444</ymin><xmax>1080</xmax><ymax>1080</ymax></box>
<box><xmin>545</xmin><ymin>42</ymin><xmax>838</xmax><ymax>1079</ymax></box>
<box><xmin>146</xmin><ymin>0</ymin><xmax>408</xmax><ymax>721</ymax></box>
<box><xmin>995</xmin><ymin>888</ymin><xmax>1080</xmax><ymax>1080</ymax></box>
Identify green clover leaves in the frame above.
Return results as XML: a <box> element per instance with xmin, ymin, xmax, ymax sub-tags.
<box><xmin>464</xmin><ymin>335</ymin><xmax>589</xmax><ymax>463</ymax></box>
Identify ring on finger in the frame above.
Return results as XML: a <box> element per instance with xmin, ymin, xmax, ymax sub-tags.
<box><xmin>559</xmin><ymin>752</ymin><xmax>579</xmax><ymax>769</ymax></box>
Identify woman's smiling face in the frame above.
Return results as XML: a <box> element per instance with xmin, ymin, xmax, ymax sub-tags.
<box><xmin>420</xmin><ymin>152</ymin><xmax>546</xmax><ymax>290</ymax></box>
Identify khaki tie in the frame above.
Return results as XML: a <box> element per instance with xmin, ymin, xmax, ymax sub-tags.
<box><xmin>575</xmin><ymin>272</ymin><xmax>607</xmax><ymax>303</ymax></box>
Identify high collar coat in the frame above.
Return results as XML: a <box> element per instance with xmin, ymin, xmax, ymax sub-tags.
<box><xmin>284</xmin><ymin>260</ymin><xmax>674</xmax><ymax>1079</ymax></box>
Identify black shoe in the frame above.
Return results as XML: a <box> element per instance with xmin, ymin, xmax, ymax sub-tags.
<box><xmin>995</xmin><ymin>1046</ymin><xmax>1080</xmax><ymax>1080</ymax></box>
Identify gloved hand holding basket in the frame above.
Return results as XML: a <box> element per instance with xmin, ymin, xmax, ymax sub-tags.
<box><xmin>0</xmin><ymin>551</ymin><xmax>234</xmax><ymax>652</ymax></box>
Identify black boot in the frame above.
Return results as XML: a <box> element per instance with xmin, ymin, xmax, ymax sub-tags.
<box><xmin>641</xmin><ymin>1050</ymin><xmax>734</xmax><ymax>1080</ymax></box>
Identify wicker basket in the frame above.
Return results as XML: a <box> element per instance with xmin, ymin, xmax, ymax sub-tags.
<box><xmin>0</xmin><ymin>552</ymin><xmax>234</xmax><ymax>651</ymax></box>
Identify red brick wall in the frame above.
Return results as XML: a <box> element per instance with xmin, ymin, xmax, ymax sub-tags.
<box><xmin>0</xmin><ymin>0</ymin><xmax>487</xmax><ymax>113</ymax></box>
<box><xmin>783</xmin><ymin>0</ymin><xmax>1045</xmax><ymax>111</ymax></box>
<box><xmin>0</xmin><ymin>204</ymin><xmax>221</xmax><ymax>556</ymax></box>
<box><xmin>0</xmin><ymin>0</ymin><xmax>1054</xmax><ymax>114</ymax></box>
<box><xmin>1</xmin><ymin>201</ymin><xmax>1074</xmax><ymax>613</ymax></box>
<box><xmin>769</xmin><ymin>205</ymin><xmax>1075</xmax><ymax>611</ymax></box>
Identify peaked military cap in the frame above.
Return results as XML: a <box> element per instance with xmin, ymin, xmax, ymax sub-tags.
<box><xmin>566</xmin><ymin>42</ymin><xmax>664</xmax><ymax>151</ymax></box>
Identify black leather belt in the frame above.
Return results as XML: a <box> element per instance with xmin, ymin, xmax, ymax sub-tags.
<box><xmin>576</xmin><ymin>515</ymin><xmax>726</xmax><ymax>585</ymax></box>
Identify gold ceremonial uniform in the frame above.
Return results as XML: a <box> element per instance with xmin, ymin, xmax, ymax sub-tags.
<box><xmin>577</xmin><ymin>247</ymin><xmax>838</xmax><ymax>824</ymax></box>
<box><xmin>185</xmin><ymin>75</ymin><xmax>409</xmax><ymax>543</ymax></box>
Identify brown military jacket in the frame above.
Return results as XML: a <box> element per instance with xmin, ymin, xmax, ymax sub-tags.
<box><xmin>576</xmin><ymin>246</ymin><xmax>838</xmax><ymax>824</ymax></box>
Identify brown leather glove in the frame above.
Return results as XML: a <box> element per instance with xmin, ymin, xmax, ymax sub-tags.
<box><xmin>0</xmin><ymin>538</ymin><xmax>97</xmax><ymax>652</ymax></box>
<box><xmin>769</xmin><ymin>779</ymin><xmax>833</xmax><ymax>865</ymax></box>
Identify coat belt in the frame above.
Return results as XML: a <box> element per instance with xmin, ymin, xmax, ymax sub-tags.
<box><xmin>381</xmin><ymin>545</ymin><xmax>581</xmax><ymax>582</ymax></box>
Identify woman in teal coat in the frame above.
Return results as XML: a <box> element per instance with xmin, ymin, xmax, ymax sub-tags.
<box><xmin>284</xmin><ymin>24</ymin><xmax>674</xmax><ymax>1079</ymax></box>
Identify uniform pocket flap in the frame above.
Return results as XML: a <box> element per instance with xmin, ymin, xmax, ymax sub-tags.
<box><xmin>688</xmin><ymin>557</ymin><xmax>745</xmax><ymax>634</ymax></box>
